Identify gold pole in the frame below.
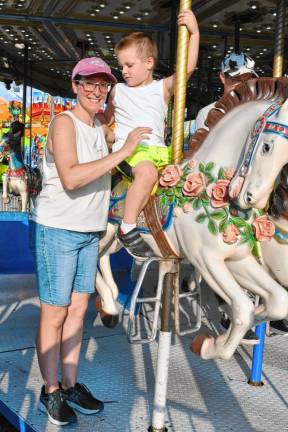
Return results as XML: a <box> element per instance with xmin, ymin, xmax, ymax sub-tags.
<box><xmin>171</xmin><ymin>0</ymin><xmax>192</xmax><ymax>164</ymax></box>
<box><xmin>273</xmin><ymin>0</ymin><xmax>286</xmax><ymax>78</ymax></box>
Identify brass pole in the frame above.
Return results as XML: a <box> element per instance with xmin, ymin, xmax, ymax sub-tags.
<box><xmin>273</xmin><ymin>0</ymin><xmax>286</xmax><ymax>78</ymax></box>
<box><xmin>171</xmin><ymin>0</ymin><xmax>192</xmax><ymax>164</ymax></box>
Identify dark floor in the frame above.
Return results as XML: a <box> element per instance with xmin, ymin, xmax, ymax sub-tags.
<box><xmin>0</xmin><ymin>414</ymin><xmax>17</xmax><ymax>431</ymax></box>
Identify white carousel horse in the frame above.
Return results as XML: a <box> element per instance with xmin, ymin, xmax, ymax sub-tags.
<box><xmin>230</xmin><ymin>100</ymin><xmax>288</xmax><ymax>288</ymax></box>
<box><xmin>0</xmin><ymin>127</ymin><xmax>28</xmax><ymax>212</ymax></box>
<box><xmin>96</xmin><ymin>79</ymin><xmax>288</xmax><ymax>360</ymax></box>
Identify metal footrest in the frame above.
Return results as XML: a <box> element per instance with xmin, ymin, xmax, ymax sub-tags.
<box><xmin>174</xmin><ymin>268</ymin><xmax>202</xmax><ymax>336</ymax></box>
<box><xmin>127</xmin><ymin>257</ymin><xmax>202</xmax><ymax>344</ymax></box>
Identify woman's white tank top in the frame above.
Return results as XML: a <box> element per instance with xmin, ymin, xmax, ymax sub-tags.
<box><xmin>31</xmin><ymin>111</ymin><xmax>111</xmax><ymax>232</ymax></box>
<box><xmin>112</xmin><ymin>79</ymin><xmax>167</xmax><ymax>152</ymax></box>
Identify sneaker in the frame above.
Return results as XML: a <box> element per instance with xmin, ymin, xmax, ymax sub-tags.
<box><xmin>38</xmin><ymin>386</ymin><xmax>77</xmax><ymax>426</ymax></box>
<box><xmin>117</xmin><ymin>227</ymin><xmax>154</xmax><ymax>259</ymax></box>
<box><xmin>220</xmin><ymin>316</ymin><xmax>259</xmax><ymax>345</ymax></box>
<box><xmin>61</xmin><ymin>383</ymin><xmax>104</xmax><ymax>415</ymax></box>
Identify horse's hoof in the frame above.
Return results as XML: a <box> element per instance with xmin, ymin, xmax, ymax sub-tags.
<box><xmin>190</xmin><ymin>334</ymin><xmax>214</xmax><ymax>357</ymax></box>
<box><xmin>95</xmin><ymin>296</ymin><xmax>119</xmax><ymax>328</ymax></box>
<box><xmin>100</xmin><ymin>310</ymin><xmax>119</xmax><ymax>328</ymax></box>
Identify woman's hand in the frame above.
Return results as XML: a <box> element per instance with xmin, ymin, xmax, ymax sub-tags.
<box><xmin>121</xmin><ymin>127</ymin><xmax>152</xmax><ymax>158</ymax></box>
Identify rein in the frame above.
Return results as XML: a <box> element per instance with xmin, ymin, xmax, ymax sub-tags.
<box><xmin>238</xmin><ymin>102</ymin><xmax>283</xmax><ymax>177</ymax></box>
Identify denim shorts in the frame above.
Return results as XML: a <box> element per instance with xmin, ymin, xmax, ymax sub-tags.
<box><xmin>29</xmin><ymin>221</ymin><xmax>100</xmax><ymax>306</ymax></box>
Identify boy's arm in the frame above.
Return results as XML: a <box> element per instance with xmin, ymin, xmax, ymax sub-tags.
<box><xmin>95</xmin><ymin>86</ymin><xmax>116</xmax><ymax>126</ymax></box>
<box><xmin>164</xmin><ymin>10</ymin><xmax>199</xmax><ymax>103</ymax></box>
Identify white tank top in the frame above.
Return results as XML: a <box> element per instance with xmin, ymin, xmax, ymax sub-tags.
<box><xmin>112</xmin><ymin>79</ymin><xmax>167</xmax><ymax>152</ymax></box>
<box><xmin>31</xmin><ymin>111</ymin><xmax>111</xmax><ymax>232</ymax></box>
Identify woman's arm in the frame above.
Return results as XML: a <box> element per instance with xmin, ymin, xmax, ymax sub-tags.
<box><xmin>49</xmin><ymin>114</ymin><xmax>151</xmax><ymax>191</ymax></box>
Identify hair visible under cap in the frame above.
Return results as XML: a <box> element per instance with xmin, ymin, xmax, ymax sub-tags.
<box><xmin>115</xmin><ymin>32</ymin><xmax>158</xmax><ymax>63</ymax></box>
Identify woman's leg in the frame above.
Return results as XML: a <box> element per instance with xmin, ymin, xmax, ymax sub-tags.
<box><xmin>36</xmin><ymin>303</ymin><xmax>68</xmax><ymax>393</ymax></box>
<box><xmin>61</xmin><ymin>292</ymin><xmax>90</xmax><ymax>389</ymax></box>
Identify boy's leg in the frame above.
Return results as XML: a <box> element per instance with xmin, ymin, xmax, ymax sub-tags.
<box><xmin>123</xmin><ymin>160</ymin><xmax>158</xmax><ymax>224</ymax></box>
<box><xmin>118</xmin><ymin>161</ymin><xmax>157</xmax><ymax>258</ymax></box>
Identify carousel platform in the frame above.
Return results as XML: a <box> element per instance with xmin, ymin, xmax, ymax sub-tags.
<box><xmin>1</xmin><ymin>267</ymin><xmax>288</xmax><ymax>432</ymax></box>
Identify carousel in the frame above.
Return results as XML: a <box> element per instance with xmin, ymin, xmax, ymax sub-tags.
<box><xmin>0</xmin><ymin>0</ymin><xmax>288</xmax><ymax>431</ymax></box>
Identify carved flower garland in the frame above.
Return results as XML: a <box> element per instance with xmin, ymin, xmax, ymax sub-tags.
<box><xmin>157</xmin><ymin>160</ymin><xmax>275</xmax><ymax>248</ymax></box>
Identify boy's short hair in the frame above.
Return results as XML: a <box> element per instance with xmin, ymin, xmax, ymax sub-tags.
<box><xmin>115</xmin><ymin>32</ymin><xmax>158</xmax><ymax>64</ymax></box>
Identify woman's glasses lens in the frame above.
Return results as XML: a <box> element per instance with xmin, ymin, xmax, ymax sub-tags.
<box><xmin>77</xmin><ymin>81</ymin><xmax>111</xmax><ymax>92</ymax></box>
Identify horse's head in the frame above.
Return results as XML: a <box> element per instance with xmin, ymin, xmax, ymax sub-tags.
<box><xmin>230</xmin><ymin>100</ymin><xmax>288</xmax><ymax>209</ymax></box>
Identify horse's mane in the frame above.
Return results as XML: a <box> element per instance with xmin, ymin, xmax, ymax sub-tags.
<box><xmin>185</xmin><ymin>77</ymin><xmax>288</xmax><ymax>158</ymax></box>
<box><xmin>185</xmin><ymin>77</ymin><xmax>288</xmax><ymax>220</ymax></box>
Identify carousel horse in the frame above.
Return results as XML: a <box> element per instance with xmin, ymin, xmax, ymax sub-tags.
<box><xmin>0</xmin><ymin>121</ymin><xmax>28</xmax><ymax>212</ymax></box>
<box><xmin>229</xmin><ymin>98</ymin><xmax>288</xmax><ymax>289</ymax></box>
<box><xmin>96</xmin><ymin>78</ymin><xmax>288</xmax><ymax>360</ymax></box>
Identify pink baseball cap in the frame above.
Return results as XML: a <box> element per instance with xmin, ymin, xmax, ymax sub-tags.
<box><xmin>72</xmin><ymin>57</ymin><xmax>117</xmax><ymax>83</ymax></box>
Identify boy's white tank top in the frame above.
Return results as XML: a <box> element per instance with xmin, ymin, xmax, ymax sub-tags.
<box><xmin>31</xmin><ymin>111</ymin><xmax>111</xmax><ymax>232</ymax></box>
<box><xmin>113</xmin><ymin>79</ymin><xmax>168</xmax><ymax>152</ymax></box>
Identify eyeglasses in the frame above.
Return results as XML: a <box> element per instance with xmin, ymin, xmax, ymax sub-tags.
<box><xmin>75</xmin><ymin>80</ymin><xmax>112</xmax><ymax>93</ymax></box>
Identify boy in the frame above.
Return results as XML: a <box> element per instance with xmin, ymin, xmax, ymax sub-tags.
<box><xmin>105</xmin><ymin>9</ymin><xmax>199</xmax><ymax>258</ymax></box>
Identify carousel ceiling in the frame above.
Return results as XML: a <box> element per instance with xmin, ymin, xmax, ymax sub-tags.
<box><xmin>0</xmin><ymin>0</ymin><xmax>286</xmax><ymax>110</ymax></box>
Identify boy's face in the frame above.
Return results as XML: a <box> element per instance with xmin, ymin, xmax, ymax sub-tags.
<box><xmin>117</xmin><ymin>45</ymin><xmax>154</xmax><ymax>87</ymax></box>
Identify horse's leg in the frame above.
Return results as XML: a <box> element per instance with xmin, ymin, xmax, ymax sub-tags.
<box><xmin>191</xmin><ymin>253</ymin><xmax>254</xmax><ymax>360</ymax></box>
<box><xmin>95</xmin><ymin>270</ymin><xmax>119</xmax><ymax>328</ymax></box>
<box><xmin>227</xmin><ymin>255</ymin><xmax>288</xmax><ymax>322</ymax></box>
<box><xmin>98</xmin><ymin>254</ymin><xmax>119</xmax><ymax>300</ymax></box>
<box><xmin>20</xmin><ymin>188</ymin><xmax>28</xmax><ymax>212</ymax></box>
<box><xmin>2</xmin><ymin>174</ymin><xmax>9</xmax><ymax>204</ymax></box>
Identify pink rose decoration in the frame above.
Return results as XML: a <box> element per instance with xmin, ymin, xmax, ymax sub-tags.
<box><xmin>224</xmin><ymin>168</ymin><xmax>235</xmax><ymax>181</ymax></box>
<box><xmin>188</xmin><ymin>159</ymin><xmax>197</xmax><ymax>169</ymax></box>
<box><xmin>159</xmin><ymin>165</ymin><xmax>182</xmax><ymax>188</ymax></box>
<box><xmin>173</xmin><ymin>206</ymin><xmax>182</xmax><ymax>217</ymax></box>
<box><xmin>222</xmin><ymin>224</ymin><xmax>240</xmax><ymax>244</ymax></box>
<box><xmin>229</xmin><ymin>176</ymin><xmax>244</xmax><ymax>200</ymax></box>
<box><xmin>183</xmin><ymin>203</ymin><xmax>193</xmax><ymax>213</ymax></box>
<box><xmin>207</xmin><ymin>179</ymin><xmax>230</xmax><ymax>208</ymax></box>
<box><xmin>182</xmin><ymin>172</ymin><xmax>206</xmax><ymax>197</ymax></box>
<box><xmin>252</xmin><ymin>215</ymin><xmax>275</xmax><ymax>241</ymax></box>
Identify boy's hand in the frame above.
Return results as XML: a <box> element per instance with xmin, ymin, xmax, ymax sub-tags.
<box><xmin>177</xmin><ymin>10</ymin><xmax>199</xmax><ymax>35</ymax></box>
<box><xmin>122</xmin><ymin>127</ymin><xmax>152</xmax><ymax>157</ymax></box>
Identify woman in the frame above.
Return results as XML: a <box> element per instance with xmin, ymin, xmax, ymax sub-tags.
<box><xmin>29</xmin><ymin>57</ymin><xmax>151</xmax><ymax>426</ymax></box>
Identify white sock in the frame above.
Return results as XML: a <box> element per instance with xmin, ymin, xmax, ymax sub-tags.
<box><xmin>121</xmin><ymin>222</ymin><xmax>136</xmax><ymax>234</ymax></box>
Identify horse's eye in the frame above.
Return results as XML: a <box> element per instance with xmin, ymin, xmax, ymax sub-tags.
<box><xmin>262</xmin><ymin>142</ymin><xmax>272</xmax><ymax>154</ymax></box>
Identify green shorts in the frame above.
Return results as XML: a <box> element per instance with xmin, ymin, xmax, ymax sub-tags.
<box><xmin>126</xmin><ymin>144</ymin><xmax>172</xmax><ymax>168</ymax></box>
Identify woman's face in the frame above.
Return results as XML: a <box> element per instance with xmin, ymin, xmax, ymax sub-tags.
<box><xmin>72</xmin><ymin>73</ymin><xmax>111</xmax><ymax>114</ymax></box>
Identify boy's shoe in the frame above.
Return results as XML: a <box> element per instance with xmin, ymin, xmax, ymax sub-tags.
<box><xmin>117</xmin><ymin>227</ymin><xmax>154</xmax><ymax>259</ymax></box>
<box><xmin>38</xmin><ymin>386</ymin><xmax>77</xmax><ymax>426</ymax></box>
<box><xmin>61</xmin><ymin>383</ymin><xmax>104</xmax><ymax>415</ymax></box>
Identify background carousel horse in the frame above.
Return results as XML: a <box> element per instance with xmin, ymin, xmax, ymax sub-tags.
<box><xmin>229</xmin><ymin>99</ymin><xmax>288</xmax><ymax>291</ymax></box>
<box><xmin>96</xmin><ymin>78</ymin><xmax>288</xmax><ymax>360</ymax></box>
<box><xmin>0</xmin><ymin>120</ymin><xmax>28</xmax><ymax>212</ymax></box>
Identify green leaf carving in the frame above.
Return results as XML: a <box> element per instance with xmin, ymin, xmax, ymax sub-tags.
<box><xmin>218</xmin><ymin>167</ymin><xmax>226</xmax><ymax>179</ymax></box>
<box><xmin>196</xmin><ymin>213</ymin><xmax>207</xmax><ymax>223</ymax></box>
<box><xmin>211</xmin><ymin>209</ymin><xmax>226</xmax><ymax>220</ymax></box>
<box><xmin>208</xmin><ymin>219</ymin><xmax>218</xmax><ymax>235</ymax></box>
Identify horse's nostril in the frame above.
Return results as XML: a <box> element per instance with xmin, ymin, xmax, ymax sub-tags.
<box><xmin>246</xmin><ymin>192</ymin><xmax>253</xmax><ymax>203</ymax></box>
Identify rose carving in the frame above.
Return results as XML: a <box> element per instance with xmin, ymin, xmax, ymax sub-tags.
<box><xmin>222</xmin><ymin>224</ymin><xmax>240</xmax><ymax>244</ymax></box>
<box><xmin>159</xmin><ymin>165</ymin><xmax>182</xmax><ymax>188</ymax></box>
<box><xmin>182</xmin><ymin>172</ymin><xmax>206</xmax><ymax>197</ymax></box>
<box><xmin>207</xmin><ymin>179</ymin><xmax>230</xmax><ymax>208</ymax></box>
<box><xmin>252</xmin><ymin>215</ymin><xmax>275</xmax><ymax>241</ymax></box>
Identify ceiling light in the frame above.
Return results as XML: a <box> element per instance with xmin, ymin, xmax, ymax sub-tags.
<box><xmin>212</xmin><ymin>23</ymin><xmax>218</xmax><ymax>28</ymax></box>
<box><xmin>15</xmin><ymin>42</ymin><xmax>25</xmax><ymax>49</ymax></box>
<box><xmin>250</xmin><ymin>4</ymin><xmax>257</xmax><ymax>9</ymax></box>
<box><xmin>266</xmin><ymin>26</ymin><xmax>271</xmax><ymax>30</ymax></box>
